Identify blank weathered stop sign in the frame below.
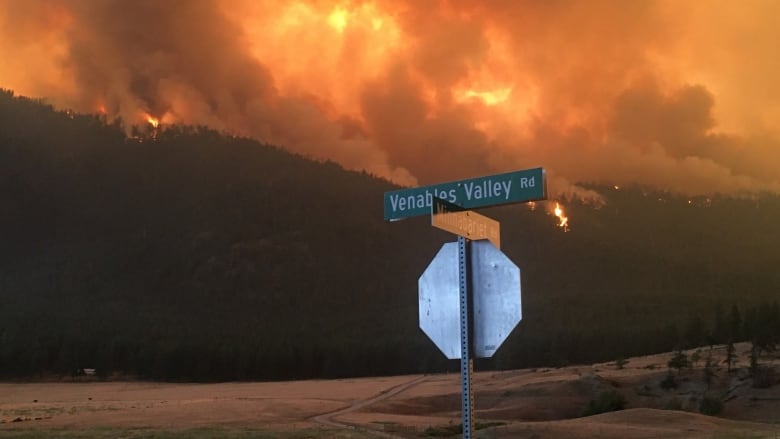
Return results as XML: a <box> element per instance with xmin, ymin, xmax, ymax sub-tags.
<box><xmin>418</xmin><ymin>242</ymin><xmax>460</xmax><ymax>359</ymax></box>
<box><xmin>418</xmin><ymin>240</ymin><xmax>521</xmax><ymax>359</ymax></box>
<box><xmin>470</xmin><ymin>240</ymin><xmax>522</xmax><ymax>357</ymax></box>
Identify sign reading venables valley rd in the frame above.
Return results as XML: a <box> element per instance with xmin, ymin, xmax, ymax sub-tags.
<box><xmin>384</xmin><ymin>167</ymin><xmax>547</xmax><ymax>221</ymax></box>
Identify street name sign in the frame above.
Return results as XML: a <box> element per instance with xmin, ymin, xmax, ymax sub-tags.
<box><xmin>431</xmin><ymin>197</ymin><xmax>501</xmax><ymax>248</ymax></box>
<box><xmin>384</xmin><ymin>167</ymin><xmax>547</xmax><ymax>221</ymax></box>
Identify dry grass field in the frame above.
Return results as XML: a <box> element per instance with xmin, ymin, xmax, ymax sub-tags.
<box><xmin>1</xmin><ymin>343</ymin><xmax>779</xmax><ymax>438</ymax></box>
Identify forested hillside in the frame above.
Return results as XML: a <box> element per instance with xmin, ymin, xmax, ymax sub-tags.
<box><xmin>0</xmin><ymin>89</ymin><xmax>778</xmax><ymax>381</ymax></box>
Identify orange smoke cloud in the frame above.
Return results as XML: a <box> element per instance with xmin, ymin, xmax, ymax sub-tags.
<box><xmin>1</xmin><ymin>0</ymin><xmax>779</xmax><ymax>197</ymax></box>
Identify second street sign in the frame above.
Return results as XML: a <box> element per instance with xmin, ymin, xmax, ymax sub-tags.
<box><xmin>384</xmin><ymin>167</ymin><xmax>547</xmax><ymax>221</ymax></box>
<box><xmin>432</xmin><ymin>198</ymin><xmax>501</xmax><ymax>248</ymax></box>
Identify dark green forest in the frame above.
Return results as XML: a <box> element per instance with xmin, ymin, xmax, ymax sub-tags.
<box><xmin>0</xmin><ymin>89</ymin><xmax>778</xmax><ymax>381</ymax></box>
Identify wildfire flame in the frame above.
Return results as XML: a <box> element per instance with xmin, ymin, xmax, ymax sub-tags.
<box><xmin>554</xmin><ymin>202</ymin><xmax>569</xmax><ymax>231</ymax></box>
<box><xmin>145</xmin><ymin>114</ymin><xmax>160</xmax><ymax>129</ymax></box>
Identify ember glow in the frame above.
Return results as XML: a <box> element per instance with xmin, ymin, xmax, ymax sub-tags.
<box><xmin>2</xmin><ymin>1</ymin><xmax>780</xmax><ymax>198</ymax></box>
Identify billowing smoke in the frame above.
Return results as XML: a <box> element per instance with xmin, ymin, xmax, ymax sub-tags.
<box><xmin>1</xmin><ymin>0</ymin><xmax>779</xmax><ymax>198</ymax></box>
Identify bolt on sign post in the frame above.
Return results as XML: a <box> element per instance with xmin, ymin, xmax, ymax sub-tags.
<box><xmin>385</xmin><ymin>167</ymin><xmax>546</xmax><ymax>439</ymax></box>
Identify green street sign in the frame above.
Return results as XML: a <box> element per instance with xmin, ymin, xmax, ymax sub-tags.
<box><xmin>384</xmin><ymin>167</ymin><xmax>547</xmax><ymax>221</ymax></box>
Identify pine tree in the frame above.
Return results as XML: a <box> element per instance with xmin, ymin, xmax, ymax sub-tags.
<box><xmin>729</xmin><ymin>304</ymin><xmax>742</xmax><ymax>341</ymax></box>
<box><xmin>690</xmin><ymin>350</ymin><xmax>701</xmax><ymax>369</ymax></box>
<box><xmin>668</xmin><ymin>349</ymin><xmax>689</xmax><ymax>375</ymax></box>
<box><xmin>749</xmin><ymin>344</ymin><xmax>759</xmax><ymax>376</ymax></box>
<box><xmin>713</xmin><ymin>303</ymin><xmax>727</xmax><ymax>345</ymax></box>
<box><xmin>703</xmin><ymin>352</ymin><xmax>716</xmax><ymax>390</ymax></box>
<box><xmin>725</xmin><ymin>340</ymin><xmax>736</xmax><ymax>373</ymax></box>
<box><xmin>685</xmin><ymin>315</ymin><xmax>705</xmax><ymax>349</ymax></box>
<box><xmin>752</xmin><ymin>302</ymin><xmax>779</xmax><ymax>355</ymax></box>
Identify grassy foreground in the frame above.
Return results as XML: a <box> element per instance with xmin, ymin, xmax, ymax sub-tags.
<box><xmin>0</xmin><ymin>427</ymin><xmax>371</xmax><ymax>439</ymax></box>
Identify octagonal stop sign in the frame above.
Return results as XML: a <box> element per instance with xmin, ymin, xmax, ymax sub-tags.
<box><xmin>470</xmin><ymin>240</ymin><xmax>522</xmax><ymax>357</ymax></box>
<box><xmin>418</xmin><ymin>240</ymin><xmax>522</xmax><ymax>359</ymax></box>
<box><xmin>419</xmin><ymin>242</ymin><xmax>460</xmax><ymax>359</ymax></box>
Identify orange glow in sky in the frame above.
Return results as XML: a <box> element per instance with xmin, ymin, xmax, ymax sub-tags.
<box><xmin>1</xmin><ymin>0</ymin><xmax>779</xmax><ymax>199</ymax></box>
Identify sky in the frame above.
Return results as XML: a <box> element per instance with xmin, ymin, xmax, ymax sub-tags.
<box><xmin>1</xmin><ymin>0</ymin><xmax>779</xmax><ymax>200</ymax></box>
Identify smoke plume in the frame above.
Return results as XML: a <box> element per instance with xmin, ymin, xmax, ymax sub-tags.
<box><xmin>1</xmin><ymin>0</ymin><xmax>779</xmax><ymax>198</ymax></box>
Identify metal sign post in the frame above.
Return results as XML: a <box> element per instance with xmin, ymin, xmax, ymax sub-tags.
<box><xmin>458</xmin><ymin>236</ymin><xmax>475</xmax><ymax>438</ymax></box>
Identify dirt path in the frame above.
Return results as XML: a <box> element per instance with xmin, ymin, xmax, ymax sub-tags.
<box><xmin>311</xmin><ymin>374</ymin><xmax>429</xmax><ymax>438</ymax></box>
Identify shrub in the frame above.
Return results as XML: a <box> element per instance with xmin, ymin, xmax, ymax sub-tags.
<box><xmin>752</xmin><ymin>367</ymin><xmax>776</xmax><ymax>389</ymax></box>
<box><xmin>660</xmin><ymin>373</ymin><xmax>678</xmax><ymax>390</ymax></box>
<box><xmin>424</xmin><ymin>422</ymin><xmax>461</xmax><ymax>437</ymax></box>
<box><xmin>582</xmin><ymin>390</ymin><xmax>626</xmax><ymax>416</ymax></box>
<box><xmin>423</xmin><ymin>421</ymin><xmax>505</xmax><ymax>437</ymax></box>
<box><xmin>699</xmin><ymin>396</ymin><xmax>723</xmax><ymax>416</ymax></box>
<box><xmin>663</xmin><ymin>397</ymin><xmax>683</xmax><ymax>410</ymax></box>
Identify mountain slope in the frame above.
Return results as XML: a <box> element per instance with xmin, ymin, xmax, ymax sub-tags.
<box><xmin>0</xmin><ymin>89</ymin><xmax>778</xmax><ymax>380</ymax></box>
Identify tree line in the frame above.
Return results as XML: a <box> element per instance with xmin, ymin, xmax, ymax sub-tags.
<box><xmin>1</xmin><ymin>88</ymin><xmax>780</xmax><ymax>381</ymax></box>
